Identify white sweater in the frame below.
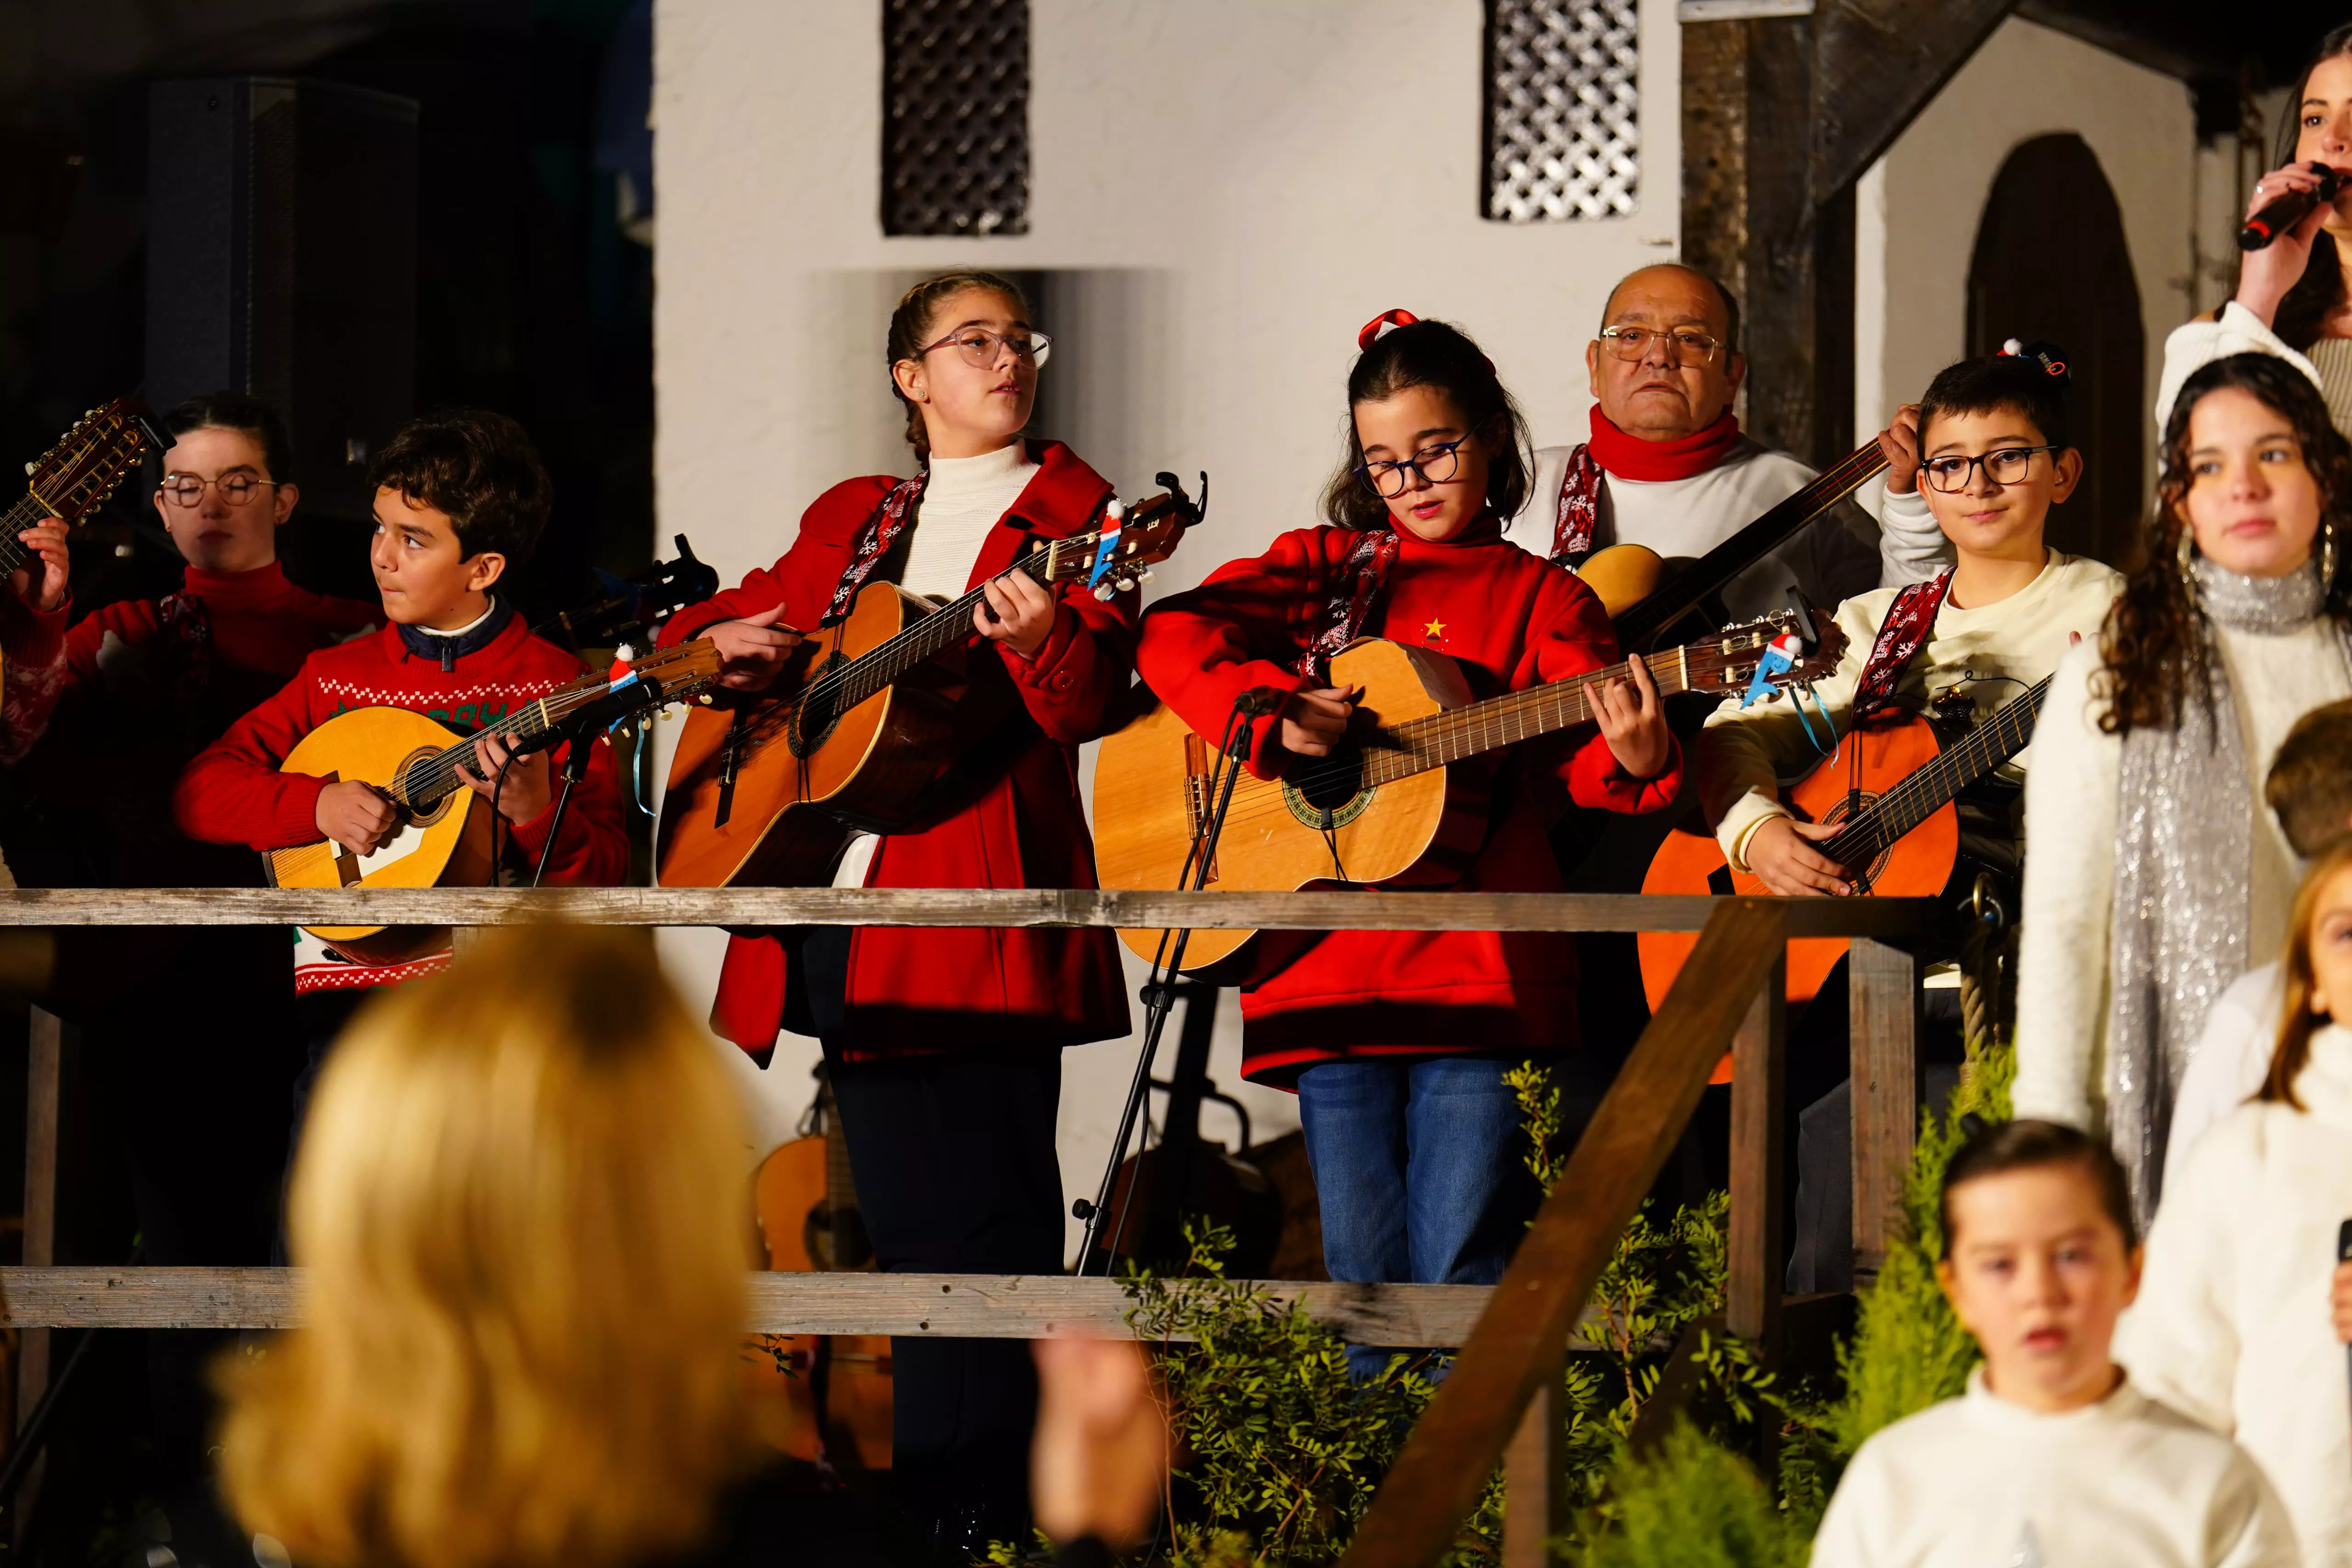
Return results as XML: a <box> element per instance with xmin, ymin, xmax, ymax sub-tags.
<box><xmin>2164</xmin><ymin>962</ymin><xmax>2286</xmax><ymax>1186</ymax></box>
<box><xmin>832</xmin><ymin>442</ymin><xmax>1040</xmax><ymax>890</ymax></box>
<box><xmin>1507</xmin><ymin>438</ymin><xmax>1923</xmax><ymax>623</ymax></box>
<box><xmin>2011</xmin><ymin>625</ymin><xmax>2352</xmax><ymax>1129</ymax></box>
<box><xmin>2118</xmin><ymin>1022</ymin><xmax>2352</xmax><ymax>1566</ymax></box>
<box><xmin>1809</xmin><ymin>1366</ymin><xmax>2297</xmax><ymax>1568</ymax></box>
<box><xmin>1696</xmin><ymin>548</ymin><xmax>2121</xmax><ymax>870</ymax></box>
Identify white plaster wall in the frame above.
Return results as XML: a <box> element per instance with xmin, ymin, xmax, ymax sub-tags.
<box><xmin>1853</xmin><ymin>16</ymin><xmax>2197</xmax><ymax>477</ymax></box>
<box><xmin>651</xmin><ymin>0</ymin><xmax>1685</xmax><ymax>1262</ymax></box>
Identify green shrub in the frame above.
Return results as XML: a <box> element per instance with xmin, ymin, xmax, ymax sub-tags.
<box><xmin>1576</xmin><ymin>1422</ymin><xmax>1808</xmax><ymax>1568</ymax></box>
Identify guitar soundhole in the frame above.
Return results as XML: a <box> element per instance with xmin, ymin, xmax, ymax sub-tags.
<box><xmin>1817</xmin><ymin>793</ymin><xmax>1892</xmax><ymax>892</ymax></box>
<box><xmin>399</xmin><ymin>747</ymin><xmax>453</xmax><ymax>826</ymax></box>
<box><xmin>787</xmin><ymin>651</ymin><xmax>848</xmax><ymax>759</ymax></box>
<box><xmin>1281</xmin><ymin>747</ymin><xmax>1372</xmax><ymax>831</ymax></box>
<box><xmin>804</xmin><ymin>1200</ymin><xmax>873</xmax><ymax>1270</ymax></box>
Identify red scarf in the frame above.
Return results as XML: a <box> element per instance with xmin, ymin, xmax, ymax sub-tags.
<box><xmin>1549</xmin><ymin>408</ymin><xmax>1743</xmax><ymax>560</ymax></box>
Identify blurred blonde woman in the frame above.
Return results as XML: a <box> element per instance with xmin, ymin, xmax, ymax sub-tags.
<box><xmin>217</xmin><ymin>927</ymin><xmax>786</xmax><ymax>1568</ymax></box>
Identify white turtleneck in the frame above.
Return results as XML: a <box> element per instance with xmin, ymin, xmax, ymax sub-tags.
<box><xmin>1809</xmin><ymin>1365</ymin><xmax>2295</xmax><ymax>1568</ymax></box>
<box><xmin>831</xmin><ymin>441</ymin><xmax>1040</xmax><ymax>891</ymax></box>
<box><xmin>2119</xmin><ymin>1021</ymin><xmax>2352</xmax><ymax>1566</ymax></box>
<box><xmin>2012</xmin><ymin>621</ymin><xmax>2352</xmax><ymax>1132</ymax></box>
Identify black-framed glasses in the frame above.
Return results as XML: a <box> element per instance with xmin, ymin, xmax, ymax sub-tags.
<box><xmin>916</xmin><ymin>327</ymin><xmax>1053</xmax><ymax>369</ymax></box>
<box><xmin>1597</xmin><ymin>325</ymin><xmax>1725</xmax><ymax>365</ymax></box>
<box><xmin>1920</xmin><ymin>446</ymin><xmax>2061</xmax><ymax>493</ymax></box>
<box><xmin>158</xmin><ymin>473</ymin><xmax>279</xmax><ymax>508</ymax></box>
<box><xmin>1356</xmin><ymin>440</ymin><xmax>1466</xmax><ymax>499</ymax></box>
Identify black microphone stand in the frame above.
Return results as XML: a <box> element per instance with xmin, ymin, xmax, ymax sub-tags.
<box><xmin>532</xmin><ymin>732</ymin><xmax>600</xmax><ymax>887</ymax></box>
<box><xmin>1075</xmin><ymin>688</ymin><xmax>1269</xmax><ymax>1273</ymax></box>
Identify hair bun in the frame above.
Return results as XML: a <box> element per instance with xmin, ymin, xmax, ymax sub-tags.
<box><xmin>1998</xmin><ymin>338</ymin><xmax>2071</xmax><ymax>385</ymax></box>
<box><xmin>1357</xmin><ymin>309</ymin><xmax>1420</xmax><ymax>351</ymax></box>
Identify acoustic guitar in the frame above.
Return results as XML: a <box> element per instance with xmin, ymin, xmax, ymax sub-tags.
<box><xmin>1092</xmin><ymin>610</ymin><xmax>1844</xmax><ymax>970</ymax></box>
<box><xmin>1637</xmin><ymin>675</ymin><xmax>2050</xmax><ymax>1010</ymax></box>
<box><xmin>656</xmin><ymin>485</ymin><xmax>1198</xmax><ymax>890</ymax></box>
<box><xmin>265</xmin><ymin>640</ymin><xmax>721</xmax><ymax>962</ymax></box>
<box><xmin>1583</xmin><ymin>441</ymin><xmax>1890</xmax><ymax>646</ymax></box>
<box><xmin>0</xmin><ymin>399</ymin><xmax>167</xmax><ymax>684</ymax></box>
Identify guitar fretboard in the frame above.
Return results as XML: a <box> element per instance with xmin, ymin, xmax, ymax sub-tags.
<box><xmin>1820</xmin><ymin>676</ymin><xmax>2052</xmax><ymax>868</ymax></box>
<box><xmin>0</xmin><ymin>493</ymin><xmax>50</xmax><ymax>580</ymax></box>
<box><xmin>803</xmin><ymin>536</ymin><xmax>1069</xmax><ymax>714</ymax></box>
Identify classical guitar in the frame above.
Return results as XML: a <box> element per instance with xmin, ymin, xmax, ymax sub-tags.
<box><xmin>1637</xmin><ymin>675</ymin><xmax>2050</xmax><ymax>1009</ymax></box>
<box><xmin>1578</xmin><ymin>442</ymin><xmax>1891</xmax><ymax>644</ymax></box>
<box><xmin>750</xmin><ymin>1068</ymin><xmax>892</xmax><ymax>1471</ymax></box>
<box><xmin>1</xmin><ymin>399</ymin><xmax>167</xmax><ymax>683</ymax></box>
<box><xmin>656</xmin><ymin>482</ymin><xmax>1199</xmax><ymax>890</ymax></box>
<box><xmin>265</xmin><ymin>640</ymin><xmax>721</xmax><ymax>962</ymax></box>
<box><xmin>1092</xmin><ymin>610</ymin><xmax>1845</xmax><ymax>970</ymax></box>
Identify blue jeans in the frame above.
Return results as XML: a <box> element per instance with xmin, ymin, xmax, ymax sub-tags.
<box><xmin>1296</xmin><ymin>1056</ymin><xmax>1537</xmax><ymax>1380</ymax></box>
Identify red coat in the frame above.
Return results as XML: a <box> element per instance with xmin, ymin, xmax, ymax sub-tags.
<box><xmin>656</xmin><ymin>440</ymin><xmax>1134</xmax><ymax>1062</ymax></box>
<box><xmin>1135</xmin><ymin>517</ymin><xmax>1681</xmax><ymax>1086</ymax></box>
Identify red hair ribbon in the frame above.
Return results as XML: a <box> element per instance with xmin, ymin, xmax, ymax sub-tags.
<box><xmin>1357</xmin><ymin>309</ymin><xmax>1420</xmax><ymax>350</ymax></box>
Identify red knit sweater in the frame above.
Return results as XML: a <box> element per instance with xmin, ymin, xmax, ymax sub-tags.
<box><xmin>173</xmin><ymin>614</ymin><xmax>629</xmax><ymax>886</ymax></box>
<box><xmin>1135</xmin><ymin>517</ymin><xmax>1682</xmax><ymax>1085</ymax></box>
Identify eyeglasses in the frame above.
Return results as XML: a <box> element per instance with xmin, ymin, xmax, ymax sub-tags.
<box><xmin>158</xmin><ymin>473</ymin><xmax>279</xmax><ymax>507</ymax></box>
<box><xmin>1919</xmin><ymin>446</ymin><xmax>2061</xmax><ymax>493</ymax></box>
<box><xmin>1597</xmin><ymin>325</ymin><xmax>1726</xmax><ymax>366</ymax></box>
<box><xmin>1356</xmin><ymin>440</ymin><xmax>1466</xmax><ymax>499</ymax></box>
<box><xmin>915</xmin><ymin>327</ymin><xmax>1053</xmax><ymax>370</ymax></box>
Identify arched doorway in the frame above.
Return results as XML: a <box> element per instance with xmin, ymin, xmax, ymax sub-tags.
<box><xmin>1966</xmin><ymin>133</ymin><xmax>2145</xmax><ymax>567</ymax></box>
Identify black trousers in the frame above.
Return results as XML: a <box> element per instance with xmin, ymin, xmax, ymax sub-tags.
<box><xmin>797</xmin><ymin>928</ymin><xmax>1066</xmax><ymax>1549</ymax></box>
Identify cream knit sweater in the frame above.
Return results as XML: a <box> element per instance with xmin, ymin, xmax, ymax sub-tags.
<box><xmin>1809</xmin><ymin>1366</ymin><xmax>2297</xmax><ymax>1568</ymax></box>
<box><xmin>2118</xmin><ymin>1022</ymin><xmax>2352</xmax><ymax>1567</ymax></box>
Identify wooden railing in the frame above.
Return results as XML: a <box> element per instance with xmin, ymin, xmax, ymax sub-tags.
<box><xmin>0</xmin><ymin>886</ymin><xmax>1928</xmax><ymax>1566</ymax></box>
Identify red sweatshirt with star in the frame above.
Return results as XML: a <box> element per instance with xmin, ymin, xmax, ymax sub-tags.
<box><xmin>172</xmin><ymin>613</ymin><xmax>629</xmax><ymax>891</ymax></box>
<box><xmin>1135</xmin><ymin>516</ymin><xmax>1682</xmax><ymax>1086</ymax></box>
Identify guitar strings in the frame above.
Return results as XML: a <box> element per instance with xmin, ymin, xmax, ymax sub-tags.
<box><xmin>1817</xmin><ymin>679</ymin><xmax>2051</xmax><ymax>866</ymax></box>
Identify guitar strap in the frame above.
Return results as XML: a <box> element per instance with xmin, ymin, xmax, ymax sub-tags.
<box><xmin>156</xmin><ymin>588</ymin><xmax>215</xmax><ymax>747</ymax></box>
<box><xmin>1297</xmin><ymin>526</ymin><xmax>1400</xmax><ymax>679</ymax></box>
<box><xmin>821</xmin><ymin>472</ymin><xmax>928</xmax><ymax>623</ymax></box>
<box><xmin>1850</xmin><ymin>568</ymin><xmax>1953</xmax><ymax>723</ymax></box>
<box><xmin>1551</xmin><ymin>443</ymin><xmax>1602</xmax><ymax>562</ymax></box>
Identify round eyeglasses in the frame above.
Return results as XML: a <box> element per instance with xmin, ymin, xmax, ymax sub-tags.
<box><xmin>158</xmin><ymin>473</ymin><xmax>280</xmax><ymax>508</ymax></box>
<box><xmin>1919</xmin><ymin>446</ymin><xmax>2060</xmax><ymax>493</ymax></box>
<box><xmin>1356</xmin><ymin>440</ymin><xmax>1465</xmax><ymax>499</ymax></box>
<box><xmin>916</xmin><ymin>327</ymin><xmax>1052</xmax><ymax>370</ymax></box>
<box><xmin>1597</xmin><ymin>325</ymin><xmax>1725</xmax><ymax>366</ymax></box>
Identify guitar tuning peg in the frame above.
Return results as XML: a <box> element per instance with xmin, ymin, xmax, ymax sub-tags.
<box><xmin>22</xmin><ymin>463</ymin><xmax>33</xmax><ymax>477</ymax></box>
<box><xmin>1137</xmin><ymin>567</ymin><xmax>1154</xmax><ymax>583</ymax></box>
<box><xmin>1092</xmin><ymin>583</ymin><xmax>1116</xmax><ymax>601</ymax></box>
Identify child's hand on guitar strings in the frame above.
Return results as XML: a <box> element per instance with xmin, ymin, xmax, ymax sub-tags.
<box><xmin>1280</xmin><ymin>685</ymin><xmax>1360</xmax><ymax>758</ymax></box>
<box><xmin>1743</xmin><ymin>816</ymin><xmax>1854</xmax><ymax>897</ymax></box>
<box><xmin>10</xmin><ymin>517</ymin><xmax>68</xmax><ymax>613</ymax></box>
<box><xmin>456</xmin><ymin>731</ymin><xmax>554</xmax><ymax>824</ymax></box>
<box><xmin>974</xmin><ymin>566</ymin><xmax>1057</xmax><ymax>659</ymax></box>
<box><xmin>704</xmin><ymin>604</ymin><xmax>805</xmax><ymax>691</ymax></box>
<box><xmin>1587</xmin><ymin>652</ymin><xmax>1670</xmax><ymax>780</ymax></box>
<box><xmin>316</xmin><ymin>779</ymin><xmax>401</xmax><ymax>858</ymax></box>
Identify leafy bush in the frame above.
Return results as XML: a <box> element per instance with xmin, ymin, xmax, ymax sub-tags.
<box><xmin>1577</xmin><ymin>1423</ymin><xmax>1808</xmax><ymax>1568</ymax></box>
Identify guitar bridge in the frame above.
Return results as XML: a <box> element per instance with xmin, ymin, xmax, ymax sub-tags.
<box><xmin>1182</xmin><ymin>731</ymin><xmax>1219</xmax><ymax>885</ymax></box>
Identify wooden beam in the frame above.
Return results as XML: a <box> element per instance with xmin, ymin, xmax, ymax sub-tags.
<box><xmin>0</xmin><ymin>886</ymin><xmax>1935</xmax><ymax>940</ymax></box>
<box><xmin>1849</xmin><ymin>938</ymin><xmax>1920</xmax><ymax>1275</ymax></box>
<box><xmin>1502</xmin><ymin>1380</ymin><xmax>1565</xmax><ymax>1568</ymax></box>
<box><xmin>1340</xmin><ymin>901</ymin><xmax>1789</xmax><ymax>1568</ymax></box>
<box><xmin>1726</xmin><ymin>955</ymin><xmax>1787</xmax><ymax>1347</ymax></box>
<box><xmin>1812</xmin><ymin>0</ymin><xmax>2021</xmax><ymax>199</ymax></box>
<box><xmin>16</xmin><ymin>1009</ymin><xmax>58</xmax><ymax>1436</ymax></box>
<box><xmin>0</xmin><ymin>1267</ymin><xmax>1503</xmax><ymax>1346</ymax></box>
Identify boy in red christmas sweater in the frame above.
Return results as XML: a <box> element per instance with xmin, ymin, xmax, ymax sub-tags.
<box><xmin>174</xmin><ymin>409</ymin><xmax>627</xmax><ymax>1054</ymax></box>
<box><xmin>1137</xmin><ymin>314</ymin><xmax>1677</xmax><ymax>1372</ymax></box>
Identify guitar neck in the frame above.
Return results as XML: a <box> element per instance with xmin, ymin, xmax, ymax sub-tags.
<box><xmin>808</xmin><ymin>538</ymin><xmax>1064</xmax><ymax>710</ymax></box>
<box><xmin>0</xmin><ymin>492</ymin><xmax>49</xmax><ymax>579</ymax></box>
<box><xmin>1821</xmin><ymin>676</ymin><xmax>2052</xmax><ymax>867</ymax></box>
<box><xmin>394</xmin><ymin>675</ymin><xmax>620</xmax><ymax>810</ymax></box>
<box><xmin>1611</xmin><ymin>442</ymin><xmax>1888</xmax><ymax>651</ymax></box>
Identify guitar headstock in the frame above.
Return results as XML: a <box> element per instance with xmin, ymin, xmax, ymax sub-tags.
<box><xmin>1680</xmin><ymin>607</ymin><xmax>1846</xmax><ymax>698</ymax></box>
<box><xmin>628</xmin><ymin>638</ymin><xmax>724</xmax><ymax>702</ymax></box>
<box><xmin>1044</xmin><ymin>472</ymin><xmax>1207</xmax><ymax>600</ymax></box>
<box><xmin>27</xmin><ymin>399</ymin><xmax>160</xmax><ymax>521</ymax></box>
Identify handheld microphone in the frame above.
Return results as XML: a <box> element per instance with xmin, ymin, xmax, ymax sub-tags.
<box><xmin>2338</xmin><ymin>1219</ymin><xmax>2352</xmax><ymax>1421</ymax></box>
<box><xmin>2239</xmin><ymin>163</ymin><xmax>2345</xmax><ymax>251</ymax></box>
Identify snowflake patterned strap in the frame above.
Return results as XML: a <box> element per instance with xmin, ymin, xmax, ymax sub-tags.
<box><xmin>1296</xmin><ymin>528</ymin><xmax>1401</xmax><ymax>680</ymax></box>
<box><xmin>822</xmin><ymin>473</ymin><xmax>928</xmax><ymax>624</ymax></box>
<box><xmin>1850</xmin><ymin>569</ymin><xmax>1952</xmax><ymax>723</ymax></box>
<box><xmin>1552</xmin><ymin>442</ymin><xmax>1602</xmax><ymax>561</ymax></box>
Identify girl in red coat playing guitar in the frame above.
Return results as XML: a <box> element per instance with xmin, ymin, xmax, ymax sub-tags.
<box><xmin>1136</xmin><ymin>312</ymin><xmax>1678</xmax><ymax>1377</ymax></box>
<box><xmin>654</xmin><ymin>270</ymin><xmax>1132</xmax><ymax>1551</ymax></box>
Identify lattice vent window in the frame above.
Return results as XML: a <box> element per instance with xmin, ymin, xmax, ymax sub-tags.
<box><xmin>1483</xmin><ymin>0</ymin><xmax>1640</xmax><ymax>222</ymax></box>
<box><xmin>882</xmin><ymin>0</ymin><xmax>1030</xmax><ymax>237</ymax></box>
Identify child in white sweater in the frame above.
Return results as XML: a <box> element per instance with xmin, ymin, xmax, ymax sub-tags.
<box><xmin>2122</xmin><ymin>837</ymin><xmax>2352</xmax><ymax>1566</ymax></box>
<box><xmin>1813</xmin><ymin>1119</ymin><xmax>2296</xmax><ymax>1568</ymax></box>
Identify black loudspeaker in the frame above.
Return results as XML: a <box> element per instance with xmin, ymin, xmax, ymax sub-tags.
<box><xmin>146</xmin><ymin>78</ymin><xmax>418</xmax><ymax>532</ymax></box>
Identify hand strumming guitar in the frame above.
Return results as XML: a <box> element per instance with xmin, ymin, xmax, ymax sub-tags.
<box><xmin>703</xmin><ymin>604</ymin><xmax>806</xmax><ymax>691</ymax></box>
<box><xmin>1586</xmin><ymin>652</ymin><xmax>1671</xmax><ymax>780</ymax></box>
<box><xmin>10</xmin><ymin>517</ymin><xmax>68</xmax><ymax>614</ymax></box>
<box><xmin>316</xmin><ymin>780</ymin><xmax>401</xmax><ymax>858</ymax></box>
<box><xmin>1745</xmin><ymin>816</ymin><xmax>1854</xmax><ymax>897</ymax></box>
<box><xmin>1280</xmin><ymin>685</ymin><xmax>1359</xmax><ymax>758</ymax></box>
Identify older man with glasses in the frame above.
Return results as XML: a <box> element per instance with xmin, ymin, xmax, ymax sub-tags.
<box><xmin>1505</xmin><ymin>264</ymin><xmax>1943</xmax><ymax>621</ymax></box>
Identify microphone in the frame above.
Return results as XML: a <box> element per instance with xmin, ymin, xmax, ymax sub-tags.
<box><xmin>509</xmin><ymin>673</ymin><xmax>665</xmax><ymax>759</ymax></box>
<box><xmin>1234</xmin><ymin>686</ymin><xmax>1286</xmax><ymax>718</ymax></box>
<box><xmin>2339</xmin><ymin>1220</ymin><xmax>2352</xmax><ymax>1415</ymax></box>
<box><xmin>2239</xmin><ymin>163</ymin><xmax>2345</xmax><ymax>251</ymax></box>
